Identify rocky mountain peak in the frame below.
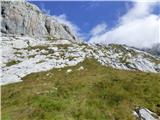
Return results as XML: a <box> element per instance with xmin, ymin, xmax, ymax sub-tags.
<box><xmin>1</xmin><ymin>1</ymin><xmax>77</xmax><ymax>41</ymax></box>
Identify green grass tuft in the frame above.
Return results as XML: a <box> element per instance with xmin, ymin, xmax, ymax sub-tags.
<box><xmin>5</xmin><ymin>60</ymin><xmax>21</xmax><ymax>67</ymax></box>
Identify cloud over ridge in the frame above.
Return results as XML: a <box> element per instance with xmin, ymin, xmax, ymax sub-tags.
<box><xmin>89</xmin><ymin>1</ymin><xmax>160</xmax><ymax>48</ymax></box>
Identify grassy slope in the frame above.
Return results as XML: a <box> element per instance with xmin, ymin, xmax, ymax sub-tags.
<box><xmin>2</xmin><ymin>59</ymin><xmax>160</xmax><ymax>120</ymax></box>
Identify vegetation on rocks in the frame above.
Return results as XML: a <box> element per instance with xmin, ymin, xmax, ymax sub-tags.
<box><xmin>5</xmin><ymin>60</ymin><xmax>20</xmax><ymax>67</ymax></box>
<box><xmin>26</xmin><ymin>45</ymin><xmax>49</xmax><ymax>51</ymax></box>
<box><xmin>46</xmin><ymin>35</ymin><xmax>58</xmax><ymax>41</ymax></box>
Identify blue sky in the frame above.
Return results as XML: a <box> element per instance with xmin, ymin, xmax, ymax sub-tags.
<box><xmin>29</xmin><ymin>1</ymin><xmax>159</xmax><ymax>48</ymax></box>
<box><xmin>29</xmin><ymin>1</ymin><xmax>133</xmax><ymax>39</ymax></box>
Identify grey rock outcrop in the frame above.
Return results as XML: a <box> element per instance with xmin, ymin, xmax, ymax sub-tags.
<box><xmin>1</xmin><ymin>1</ymin><xmax>77</xmax><ymax>40</ymax></box>
<box><xmin>142</xmin><ymin>43</ymin><xmax>160</xmax><ymax>56</ymax></box>
<box><xmin>134</xmin><ymin>107</ymin><xmax>160</xmax><ymax>120</ymax></box>
<box><xmin>1</xmin><ymin>35</ymin><xmax>160</xmax><ymax>85</ymax></box>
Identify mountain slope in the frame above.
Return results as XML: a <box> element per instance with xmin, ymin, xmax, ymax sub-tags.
<box><xmin>1</xmin><ymin>1</ymin><xmax>160</xmax><ymax>84</ymax></box>
<box><xmin>1</xmin><ymin>35</ymin><xmax>160</xmax><ymax>85</ymax></box>
<box><xmin>2</xmin><ymin>59</ymin><xmax>160</xmax><ymax>120</ymax></box>
<box><xmin>1</xmin><ymin>1</ymin><xmax>160</xmax><ymax>120</ymax></box>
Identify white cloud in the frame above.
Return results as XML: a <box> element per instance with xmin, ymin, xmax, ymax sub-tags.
<box><xmin>89</xmin><ymin>1</ymin><xmax>160</xmax><ymax>48</ymax></box>
<box><xmin>90</xmin><ymin>23</ymin><xmax>107</xmax><ymax>36</ymax></box>
<box><xmin>120</xmin><ymin>1</ymin><xmax>158</xmax><ymax>23</ymax></box>
<box><xmin>54</xmin><ymin>14</ymin><xmax>83</xmax><ymax>39</ymax></box>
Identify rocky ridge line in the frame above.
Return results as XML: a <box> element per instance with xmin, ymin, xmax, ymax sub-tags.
<box><xmin>1</xmin><ymin>35</ymin><xmax>160</xmax><ymax>85</ymax></box>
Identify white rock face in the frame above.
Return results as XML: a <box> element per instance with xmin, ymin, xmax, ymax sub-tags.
<box><xmin>1</xmin><ymin>36</ymin><xmax>160</xmax><ymax>85</ymax></box>
<box><xmin>1</xmin><ymin>1</ymin><xmax>77</xmax><ymax>41</ymax></box>
<box><xmin>134</xmin><ymin>107</ymin><xmax>160</xmax><ymax>120</ymax></box>
<box><xmin>12</xmin><ymin>40</ymin><xmax>28</xmax><ymax>49</ymax></box>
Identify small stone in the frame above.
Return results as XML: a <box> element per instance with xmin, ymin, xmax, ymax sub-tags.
<box><xmin>77</xmin><ymin>66</ymin><xmax>84</xmax><ymax>71</ymax></box>
<box><xmin>134</xmin><ymin>107</ymin><xmax>159</xmax><ymax>120</ymax></box>
<box><xmin>46</xmin><ymin>73</ymin><xmax>50</xmax><ymax>76</ymax></box>
<box><xmin>66</xmin><ymin>69</ymin><xmax>72</xmax><ymax>73</ymax></box>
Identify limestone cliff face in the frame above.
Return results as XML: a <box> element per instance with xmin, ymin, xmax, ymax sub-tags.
<box><xmin>1</xmin><ymin>1</ymin><xmax>77</xmax><ymax>40</ymax></box>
